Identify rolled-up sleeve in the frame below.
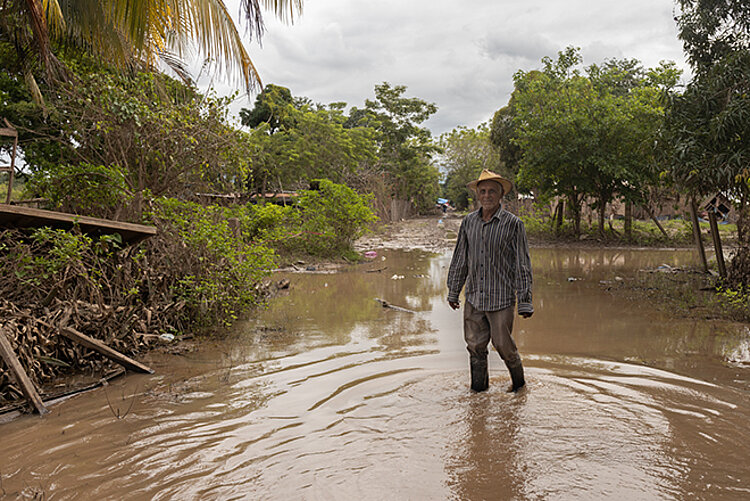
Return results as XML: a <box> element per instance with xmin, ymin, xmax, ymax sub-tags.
<box><xmin>515</xmin><ymin>220</ymin><xmax>533</xmax><ymax>314</ymax></box>
<box><xmin>447</xmin><ymin>220</ymin><xmax>468</xmax><ymax>303</ymax></box>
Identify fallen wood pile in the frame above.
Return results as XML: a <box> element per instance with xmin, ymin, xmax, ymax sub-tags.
<box><xmin>0</xmin><ymin>227</ymin><xmax>186</xmax><ymax>410</ymax></box>
<box><xmin>0</xmin><ymin>199</ymin><xmax>279</xmax><ymax>412</ymax></box>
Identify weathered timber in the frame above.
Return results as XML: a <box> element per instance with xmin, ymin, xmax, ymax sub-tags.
<box><xmin>0</xmin><ymin>368</ymin><xmax>126</xmax><ymax>417</ymax></box>
<box><xmin>0</xmin><ymin>327</ymin><xmax>49</xmax><ymax>415</ymax></box>
<box><xmin>0</xmin><ymin>204</ymin><xmax>157</xmax><ymax>245</ymax></box>
<box><xmin>59</xmin><ymin>326</ymin><xmax>154</xmax><ymax>374</ymax></box>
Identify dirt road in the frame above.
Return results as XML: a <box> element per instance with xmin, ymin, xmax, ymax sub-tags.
<box><xmin>355</xmin><ymin>214</ymin><xmax>461</xmax><ymax>253</ymax></box>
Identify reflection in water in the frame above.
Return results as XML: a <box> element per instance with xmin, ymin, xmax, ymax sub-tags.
<box><xmin>447</xmin><ymin>391</ymin><xmax>524</xmax><ymax>500</ymax></box>
<box><xmin>1</xmin><ymin>248</ymin><xmax>750</xmax><ymax>499</ymax></box>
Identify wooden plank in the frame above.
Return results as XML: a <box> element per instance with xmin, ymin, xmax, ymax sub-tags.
<box><xmin>0</xmin><ymin>127</ymin><xmax>17</xmax><ymax>137</ymax></box>
<box><xmin>0</xmin><ymin>204</ymin><xmax>157</xmax><ymax>245</ymax></box>
<box><xmin>0</xmin><ymin>327</ymin><xmax>49</xmax><ymax>415</ymax></box>
<box><xmin>59</xmin><ymin>326</ymin><xmax>153</xmax><ymax>374</ymax></box>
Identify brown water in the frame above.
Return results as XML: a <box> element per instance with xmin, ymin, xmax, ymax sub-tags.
<box><xmin>2</xmin><ymin>248</ymin><xmax>750</xmax><ymax>500</ymax></box>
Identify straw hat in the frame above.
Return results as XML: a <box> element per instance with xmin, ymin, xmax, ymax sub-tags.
<box><xmin>466</xmin><ymin>169</ymin><xmax>512</xmax><ymax>195</ymax></box>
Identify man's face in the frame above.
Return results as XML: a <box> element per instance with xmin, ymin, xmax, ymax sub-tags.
<box><xmin>477</xmin><ymin>180</ymin><xmax>503</xmax><ymax>215</ymax></box>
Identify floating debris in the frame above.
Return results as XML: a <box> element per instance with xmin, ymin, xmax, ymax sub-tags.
<box><xmin>374</xmin><ymin>298</ymin><xmax>416</xmax><ymax>314</ymax></box>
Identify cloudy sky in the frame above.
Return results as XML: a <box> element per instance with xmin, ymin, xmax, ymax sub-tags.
<box><xmin>210</xmin><ymin>0</ymin><xmax>689</xmax><ymax>135</ymax></box>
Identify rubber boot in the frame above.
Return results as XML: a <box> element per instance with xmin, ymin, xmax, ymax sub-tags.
<box><xmin>506</xmin><ymin>361</ymin><xmax>525</xmax><ymax>393</ymax></box>
<box><xmin>470</xmin><ymin>355</ymin><xmax>489</xmax><ymax>392</ymax></box>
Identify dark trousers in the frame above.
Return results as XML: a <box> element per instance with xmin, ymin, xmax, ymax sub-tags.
<box><xmin>463</xmin><ymin>301</ymin><xmax>521</xmax><ymax>368</ymax></box>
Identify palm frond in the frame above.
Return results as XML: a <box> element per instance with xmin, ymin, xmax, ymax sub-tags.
<box><xmin>42</xmin><ymin>0</ymin><xmax>65</xmax><ymax>35</ymax></box>
<box><xmin>259</xmin><ymin>0</ymin><xmax>302</xmax><ymax>24</ymax></box>
<box><xmin>159</xmin><ymin>49</ymin><xmax>194</xmax><ymax>85</ymax></box>
<box><xmin>182</xmin><ymin>0</ymin><xmax>261</xmax><ymax>91</ymax></box>
<box><xmin>23</xmin><ymin>0</ymin><xmax>52</xmax><ymax>70</ymax></box>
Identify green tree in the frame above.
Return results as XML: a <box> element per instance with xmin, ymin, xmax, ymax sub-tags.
<box><xmin>512</xmin><ymin>48</ymin><xmax>676</xmax><ymax>236</ymax></box>
<box><xmin>489</xmin><ymin>104</ymin><xmax>522</xmax><ymax>179</ymax></box>
<box><xmin>669</xmin><ymin>0</ymin><xmax>750</xmax><ymax>282</ymax></box>
<box><xmin>244</xmin><ymin>98</ymin><xmax>379</xmax><ymax>195</ymax></box>
<box><xmin>439</xmin><ymin>123</ymin><xmax>504</xmax><ymax>210</ymax></box>
<box><xmin>5</xmin><ymin>55</ymin><xmax>251</xmax><ymax>209</ymax></box>
<box><xmin>512</xmin><ymin>48</ymin><xmax>595</xmax><ymax>235</ymax></box>
<box><xmin>240</xmin><ymin>83</ymin><xmax>295</xmax><ymax>132</ymax></box>
<box><xmin>348</xmin><ymin>82</ymin><xmax>441</xmax><ymax>213</ymax></box>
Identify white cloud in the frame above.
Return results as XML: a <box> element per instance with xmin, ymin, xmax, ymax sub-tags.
<box><xmin>211</xmin><ymin>0</ymin><xmax>689</xmax><ymax>135</ymax></box>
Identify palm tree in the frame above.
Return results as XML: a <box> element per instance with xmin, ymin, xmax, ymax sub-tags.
<box><xmin>0</xmin><ymin>0</ymin><xmax>302</xmax><ymax>98</ymax></box>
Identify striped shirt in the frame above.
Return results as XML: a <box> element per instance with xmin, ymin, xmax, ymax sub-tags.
<box><xmin>447</xmin><ymin>206</ymin><xmax>533</xmax><ymax>314</ymax></box>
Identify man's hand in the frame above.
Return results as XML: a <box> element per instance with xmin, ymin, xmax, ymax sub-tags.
<box><xmin>519</xmin><ymin>311</ymin><xmax>533</xmax><ymax>319</ymax></box>
<box><xmin>449</xmin><ymin>301</ymin><xmax>460</xmax><ymax>310</ymax></box>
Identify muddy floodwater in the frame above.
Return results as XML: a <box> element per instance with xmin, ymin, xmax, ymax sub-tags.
<box><xmin>2</xmin><ymin>248</ymin><xmax>750</xmax><ymax>500</ymax></box>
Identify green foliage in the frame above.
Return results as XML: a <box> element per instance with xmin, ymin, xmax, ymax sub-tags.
<box><xmin>671</xmin><ymin>1</ymin><xmax>750</xmax><ymax>284</ymax></box>
<box><xmin>665</xmin><ymin>51</ymin><xmax>750</xmax><ymax>197</ymax></box>
<box><xmin>287</xmin><ymin>179</ymin><xmax>378</xmax><ymax>256</ymax></box>
<box><xmin>240</xmin><ymin>83</ymin><xmax>295</xmax><ymax>131</ymax></box>
<box><xmin>675</xmin><ymin>0</ymin><xmax>750</xmax><ymax>71</ymax></box>
<box><xmin>149</xmin><ymin>198</ymin><xmax>277</xmax><ymax>327</ymax></box>
<box><xmin>439</xmin><ymin>123</ymin><xmax>505</xmax><ymax>210</ymax></box>
<box><xmin>28</xmin><ymin>228</ymin><xmax>94</xmax><ymax>277</ymax></box>
<box><xmin>349</xmin><ymin>82</ymin><xmax>442</xmax><ymax>213</ymax></box>
<box><xmin>716</xmin><ymin>286</ymin><xmax>750</xmax><ymax>309</ymax></box>
<box><xmin>243</xmin><ymin>97</ymin><xmax>379</xmax><ymax>194</ymax></box>
<box><xmin>489</xmin><ymin>105</ymin><xmax>522</xmax><ymax>176</ymax></box>
<box><xmin>242</xmin><ymin>203</ymin><xmax>299</xmax><ymax>242</ymax></box>
<box><xmin>518</xmin><ymin>212</ymin><xmax>555</xmax><ymax>237</ymax></box>
<box><xmin>26</xmin><ymin>163</ymin><xmax>131</xmax><ymax>217</ymax></box>
<box><xmin>2</xmin><ymin>50</ymin><xmax>250</xmax><ymax>204</ymax></box>
<box><xmin>511</xmin><ymin>47</ymin><xmax>678</xmax><ymax>235</ymax></box>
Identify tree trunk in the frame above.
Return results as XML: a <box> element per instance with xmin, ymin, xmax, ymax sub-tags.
<box><xmin>554</xmin><ymin>200</ymin><xmax>564</xmax><ymax>233</ymax></box>
<box><xmin>624</xmin><ymin>201</ymin><xmax>632</xmax><ymax>239</ymax></box>
<box><xmin>568</xmin><ymin>194</ymin><xmax>581</xmax><ymax>237</ymax></box>
<box><xmin>707</xmin><ymin>209</ymin><xmax>727</xmax><ymax>279</ymax></box>
<box><xmin>644</xmin><ymin>205</ymin><xmax>669</xmax><ymax>238</ymax></box>
<box><xmin>738</xmin><ymin>190</ymin><xmax>748</xmax><ymax>243</ymax></box>
<box><xmin>598</xmin><ymin>195</ymin><xmax>606</xmax><ymax>238</ymax></box>
<box><xmin>689</xmin><ymin>198</ymin><xmax>709</xmax><ymax>273</ymax></box>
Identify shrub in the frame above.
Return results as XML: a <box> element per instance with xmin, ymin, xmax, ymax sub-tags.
<box><xmin>25</xmin><ymin>163</ymin><xmax>131</xmax><ymax>218</ymax></box>
<box><xmin>291</xmin><ymin>179</ymin><xmax>378</xmax><ymax>256</ymax></box>
<box><xmin>148</xmin><ymin>197</ymin><xmax>277</xmax><ymax>327</ymax></box>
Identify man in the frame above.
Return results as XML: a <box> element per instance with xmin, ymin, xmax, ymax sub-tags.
<box><xmin>447</xmin><ymin>169</ymin><xmax>533</xmax><ymax>393</ymax></box>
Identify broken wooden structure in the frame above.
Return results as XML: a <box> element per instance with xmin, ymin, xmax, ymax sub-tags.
<box><xmin>0</xmin><ymin>320</ymin><xmax>153</xmax><ymax>415</ymax></box>
<box><xmin>0</xmin><ymin>204</ymin><xmax>157</xmax><ymax>245</ymax></box>
<box><xmin>0</xmin><ymin>327</ymin><xmax>48</xmax><ymax>415</ymax></box>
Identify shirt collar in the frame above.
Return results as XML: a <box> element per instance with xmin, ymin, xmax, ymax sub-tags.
<box><xmin>478</xmin><ymin>205</ymin><xmax>504</xmax><ymax>222</ymax></box>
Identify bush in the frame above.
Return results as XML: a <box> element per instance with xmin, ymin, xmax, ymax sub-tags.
<box><xmin>25</xmin><ymin>163</ymin><xmax>131</xmax><ymax>218</ymax></box>
<box><xmin>291</xmin><ymin>179</ymin><xmax>378</xmax><ymax>256</ymax></box>
<box><xmin>519</xmin><ymin>212</ymin><xmax>554</xmax><ymax>237</ymax></box>
<box><xmin>148</xmin><ymin>198</ymin><xmax>277</xmax><ymax>327</ymax></box>
<box><xmin>240</xmin><ymin>203</ymin><xmax>300</xmax><ymax>244</ymax></box>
